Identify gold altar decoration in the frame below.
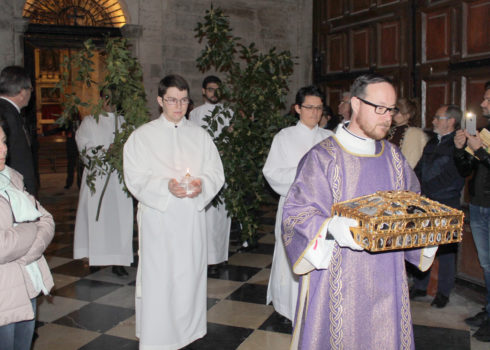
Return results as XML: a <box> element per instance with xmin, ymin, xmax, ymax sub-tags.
<box><xmin>331</xmin><ymin>190</ymin><xmax>464</xmax><ymax>252</ymax></box>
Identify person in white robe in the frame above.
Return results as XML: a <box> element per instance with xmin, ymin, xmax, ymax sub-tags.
<box><xmin>123</xmin><ymin>74</ymin><xmax>224</xmax><ymax>350</ymax></box>
<box><xmin>263</xmin><ymin>86</ymin><xmax>333</xmax><ymax>322</ymax></box>
<box><xmin>189</xmin><ymin>75</ymin><xmax>231</xmax><ymax>265</ymax></box>
<box><xmin>74</xmin><ymin>92</ymin><xmax>133</xmax><ymax>276</ymax></box>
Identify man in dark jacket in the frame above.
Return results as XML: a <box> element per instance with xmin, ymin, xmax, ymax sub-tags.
<box><xmin>454</xmin><ymin>81</ymin><xmax>490</xmax><ymax>342</ymax></box>
<box><xmin>411</xmin><ymin>104</ymin><xmax>465</xmax><ymax>308</ymax></box>
<box><xmin>0</xmin><ymin>66</ymin><xmax>36</xmax><ymax>195</ymax></box>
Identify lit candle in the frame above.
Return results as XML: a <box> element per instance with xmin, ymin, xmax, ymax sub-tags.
<box><xmin>180</xmin><ymin>168</ymin><xmax>194</xmax><ymax>194</ymax></box>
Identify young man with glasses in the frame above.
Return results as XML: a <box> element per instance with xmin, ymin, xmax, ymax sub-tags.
<box><xmin>0</xmin><ymin>66</ymin><xmax>36</xmax><ymax>195</ymax></box>
<box><xmin>189</xmin><ymin>75</ymin><xmax>232</xmax><ymax>270</ymax></box>
<box><xmin>123</xmin><ymin>74</ymin><xmax>224</xmax><ymax>350</ymax></box>
<box><xmin>263</xmin><ymin>85</ymin><xmax>333</xmax><ymax>322</ymax></box>
<box><xmin>282</xmin><ymin>74</ymin><xmax>436</xmax><ymax>349</ymax></box>
<box><xmin>410</xmin><ymin>105</ymin><xmax>465</xmax><ymax>308</ymax></box>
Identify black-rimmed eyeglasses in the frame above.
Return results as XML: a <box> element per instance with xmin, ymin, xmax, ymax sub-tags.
<box><xmin>356</xmin><ymin>97</ymin><xmax>399</xmax><ymax>117</ymax></box>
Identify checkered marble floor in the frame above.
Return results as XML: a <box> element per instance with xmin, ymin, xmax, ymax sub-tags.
<box><xmin>32</xmin><ymin>173</ymin><xmax>488</xmax><ymax>350</ymax></box>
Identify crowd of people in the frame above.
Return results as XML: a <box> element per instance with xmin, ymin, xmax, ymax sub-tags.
<box><xmin>0</xmin><ymin>64</ymin><xmax>489</xmax><ymax>349</ymax></box>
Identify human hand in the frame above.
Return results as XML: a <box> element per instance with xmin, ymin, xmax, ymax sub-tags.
<box><xmin>454</xmin><ymin>129</ymin><xmax>466</xmax><ymax>149</ymax></box>
<box><xmin>186</xmin><ymin>178</ymin><xmax>202</xmax><ymax>198</ymax></box>
<box><xmin>465</xmin><ymin>130</ymin><xmax>483</xmax><ymax>151</ymax></box>
<box><xmin>168</xmin><ymin>178</ymin><xmax>187</xmax><ymax>198</ymax></box>
<box><xmin>327</xmin><ymin>215</ymin><xmax>363</xmax><ymax>251</ymax></box>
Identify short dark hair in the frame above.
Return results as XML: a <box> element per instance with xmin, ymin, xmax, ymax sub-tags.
<box><xmin>295</xmin><ymin>85</ymin><xmax>325</xmax><ymax>106</ymax></box>
<box><xmin>350</xmin><ymin>74</ymin><xmax>394</xmax><ymax>99</ymax></box>
<box><xmin>0</xmin><ymin>66</ymin><xmax>32</xmax><ymax>96</ymax></box>
<box><xmin>158</xmin><ymin>74</ymin><xmax>189</xmax><ymax>97</ymax></box>
<box><xmin>202</xmin><ymin>75</ymin><xmax>221</xmax><ymax>89</ymax></box>
<box><xmin>485</xmin><ymin>81</ymin><xmax>490</xmax><ymax>92</ymax></box>
<box><xmin>444</xmin><ymin>104</ymin><xmax>462</xmax><ymax>129</ymax></box>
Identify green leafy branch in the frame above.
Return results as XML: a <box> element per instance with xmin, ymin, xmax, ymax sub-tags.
<box><xmin>196</xmin><ymin>7</ymin><xmax>295</xmax><ymax>242</ymax></box>
<box><xmin>57</xmin><ymin>37</ymin><xmax>149</xmax><ymax>219</ymax></box>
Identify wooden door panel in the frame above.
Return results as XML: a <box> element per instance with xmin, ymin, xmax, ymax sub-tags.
<box><xmin>327</xmin><ymin>33</ymin><xmax>346</xmax><ymax>73</ymax></box>
<box><xmin>326</xmin><ymin>87</ymin><xmax>343</xmax><ymax>114</ymax></box>
<box><xmin>463</xmin><ymin>0</ymin><xmax>490</xmax><ymax>58</ymax></box>
<box><xmin>422</xmin><ymin>9</ymin><xmax>450</xmax><ymax>62</ymax></box>
<box><xmin>351</xmin><ymin>0</ymin><xmax>370</xmax><ymax>13</ymax></box>
<box><xmin>351</xmin><ymin>28</ymin><xmax>370</xmax><ymax>70</ymax></box>
<box><xmin>424</xmin><ymin>80</ymin><xmax>450</xmax><ymax>128</ymax></box>
<box><xmin>465</xmin><ymin>77</ymin><xmax>490</xmax><ymax>128</ymax></box>
<box><xmin>378</xmin><ymin>21</ymin><xmax>400</xmax><ymax>67</ymax></box>
<box><xmin>327</xmin><ymin>0</ymin><xmax>344</xmax><ymax>19</ymax></box>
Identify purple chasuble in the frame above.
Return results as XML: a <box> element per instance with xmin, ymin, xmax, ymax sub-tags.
<box><xmin>282</xmin><ymin>136</ymin><xmax>424</xmax><ymax>350</ymax></box>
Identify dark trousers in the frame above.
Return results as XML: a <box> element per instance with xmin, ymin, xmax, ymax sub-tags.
<box><xmin>413</xmin><ymin>243</ymin><xmax>457</xmax><ymax>297</ymax></box>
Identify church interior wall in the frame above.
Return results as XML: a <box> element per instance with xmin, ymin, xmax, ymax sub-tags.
<box><xmin>1</xmin><ymin>0</ymin><xmax>311</xmax><ymax>118</ymax></box>
<box><xmin>128</xmin><ymin>0</ymin><xmax>312</xmax><ymax>117</ymax></box>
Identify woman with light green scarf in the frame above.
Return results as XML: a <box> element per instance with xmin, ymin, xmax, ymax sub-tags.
<box><xmin>0</xmin><ymin>122</ymin><xmax>55</xmax><ymax>350</ymax></box>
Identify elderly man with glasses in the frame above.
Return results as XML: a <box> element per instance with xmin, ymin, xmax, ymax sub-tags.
<box><xmin>410</xmin><ymin>105</ymin><xmax>465</xmax><ymax>308</ymax></box>
<box><xmin>282</xmin><ymin>74</ymin><xmax>436</xmax><ymax>349</ymax></box>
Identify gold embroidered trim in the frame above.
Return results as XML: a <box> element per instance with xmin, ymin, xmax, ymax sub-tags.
<box><xmin>329</xmin><ymin>245</ymin><xmax>343</xmax><ymax>349</ymax></box>
<box><xmin>323</xmin><ymin>136</ymin><xmax>386</xmax><ymax>157</ymax></box>
<box><xmin>283</xmin><ymin>208</ymin><xmax>322</xmax><ymax>247</ymax></box>
<box><xmin>324</xmin><ymin>139</ymin><xmax>342</xmax><ymax>203</ymax></box>
<box><xmin>391</xmin><ymin>146</ymin><xmax>404</xmax><ymax>190</ymax></box>
<box><xmin>400</xmin><ymin>270</ymin><xmax>412</xmax><ymax>350</ymax></box>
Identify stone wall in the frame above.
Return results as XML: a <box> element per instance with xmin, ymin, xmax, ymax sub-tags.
<box><xmin>127</xmin><ymin>0</ymin><xmax>312</xmax><ymax>116</ymax></box>
<box><xmin>0</xmin><ymin>0</ymin><xmax>25</xmax><ymax>66</ymax></box>
<box><xmin>0</xmin><ymin>0</ymin><xmax>312</xmax><ymax>117</ymax></box>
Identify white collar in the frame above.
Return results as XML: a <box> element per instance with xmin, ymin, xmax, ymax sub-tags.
<box><xmin>297</xmin><ymin>120</ymin><xmax>319</xmax><ymax>132</ymax></box>
<box><xmin>161</xmin><ymin>113</ymin><xmax>185</xmax><ymax>128</ymax></box>
<box><xmin>335</xmin><ymin>125</ymin><xmax>375</xmax><ymax>155</ymax></box>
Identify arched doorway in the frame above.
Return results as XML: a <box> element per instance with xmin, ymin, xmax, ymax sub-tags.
<box><xmin>21</xmin><ymin>0</ymin><xmax>128</xmax><ymax>179</ymax></box>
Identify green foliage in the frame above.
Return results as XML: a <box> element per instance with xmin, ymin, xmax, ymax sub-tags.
<box><xmin>196</xmin><ymin>7</ymin><xmax>295</xmax><ymax>242</ymax></box>
<box><xmin>57</xmin><ymin>37</ymin><xmax>149</xmax><ymax>205</ymax></box>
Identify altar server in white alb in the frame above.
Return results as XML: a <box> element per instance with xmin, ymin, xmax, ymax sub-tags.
<box><xmin>123</xmin><ymin>74</ymin><xmax>224</xmax><ymax>350</ymax></box>
<box><xmin>74</xmin><ymin>91</ymin><xmax>133</xmax><ymax>276</ymax></box>
<box><xmin>189</xmin><ymin>75</ymin><xmax>231</xmax><ymax>266</ymax></box>
<box><xmin>263</xmin><ymin>85</ymin><xmax>333</xmax><ymax>322</ymax></box>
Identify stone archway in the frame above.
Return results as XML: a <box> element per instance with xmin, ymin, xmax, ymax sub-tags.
<box><xmin>22</xmin><ymin>0</ymin><xmax>128</xmax><ymax>28</ymax></box>
<box><xmin>19</xmin><ymin>0</ymin><xmax>134</xmax><ymax>178</ymax></box>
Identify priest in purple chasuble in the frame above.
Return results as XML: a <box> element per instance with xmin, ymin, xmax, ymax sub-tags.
<box><xmin>282</xmin><ymin>74</ymin><xmax>438</xmax><ymax>350</ymax></box>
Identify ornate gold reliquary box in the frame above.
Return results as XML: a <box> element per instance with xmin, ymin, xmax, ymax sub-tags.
<box><xmin>331</xmin><ymin>191</ymin><xmax>464</xmax><ymax>252</ymax></box>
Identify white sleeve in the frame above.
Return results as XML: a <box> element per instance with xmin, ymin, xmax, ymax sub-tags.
<box><xmin>192</xmin><ymin>134</ymin><xmax>225</xmax><ymax>211</ymax></box>
<box><xmin>303</xmin><ymin>222</ymin><xmax>335</xmax><ymax>269</ymax></box>
<box><xmin>263</xmin><ymin>134</ymin><xmax>298</xmax><ymax>197</ymax></box>
<box><xmin>75</xmin><ymin>117</ymin><xmax>99</xmax><ymax>152</ymax></box>
<box><xmin>123</xmin><ymin>131</ymin><xmax>172</xmax><ymax>212</ymax></box>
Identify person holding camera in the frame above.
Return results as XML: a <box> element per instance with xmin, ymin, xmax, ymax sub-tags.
<box><xmin>454</xmin><ymin>81</ymin><xmax>490</xmax><ymax>343</ymax></box>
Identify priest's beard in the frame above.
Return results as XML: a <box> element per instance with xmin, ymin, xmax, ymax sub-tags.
<box><xmin>358</xmin><ymin>116</ymin><xmax>391</xmax><ymax>140</ymax></box>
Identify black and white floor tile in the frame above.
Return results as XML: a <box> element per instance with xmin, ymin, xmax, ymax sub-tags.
<box><xmin>31</xmin><ymin>173</ymin><xmax>487</xmax><ymax>349</ymax></box>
